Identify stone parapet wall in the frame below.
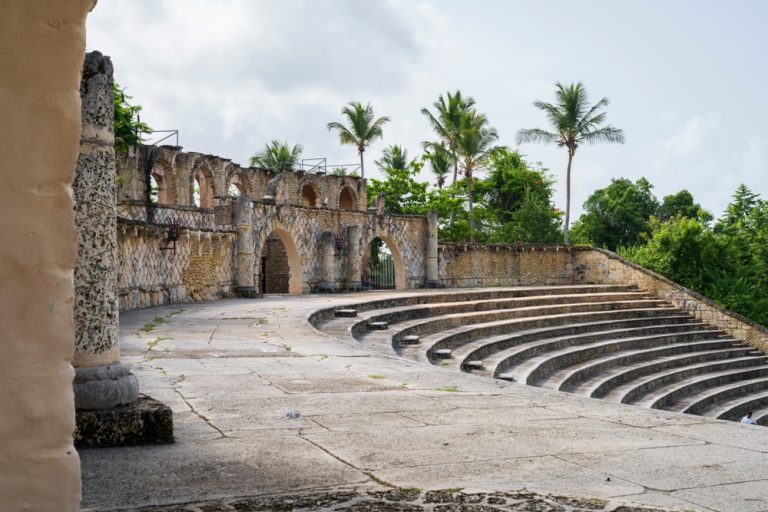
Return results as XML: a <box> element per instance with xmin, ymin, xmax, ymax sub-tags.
<box><xmin>572</xmin><ymin>248</ymin><xmax>768</xmax><ymax>352</ymax></box>
<box><xmin>118</xmin><ymin>221</ymin><xmax>236</xmax><ymax>310</ymax></box>
<box><xmin>117</xmin><ymin>144</ymin><xmax>367</xmax><ymax>211</ymax></box>
<box><xmin>438</xmin><ymin>243</ymin><xmax>576</xmax><ymax>287</ymax></box>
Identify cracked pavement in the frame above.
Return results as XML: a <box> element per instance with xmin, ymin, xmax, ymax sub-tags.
<box><xmin>80</xmin><ymin>292</ymin><xmax>768</xmax><ymax>512</ymax></box>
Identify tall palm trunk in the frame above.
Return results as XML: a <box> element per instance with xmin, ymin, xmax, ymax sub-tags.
<box><xmin>449</xmin><ymin>150</ymin><xmax>458</xmax><ymax>225</ymax></box>
<box><xmin>359</xmin><ymin>148</ymin><xmax>365</xmax><ymax>178</ymax></box>
<box><xmin>467</xmin><ymin>168</ymin><xmax>475</xmax><ymax>242</ymax></box>
<box><xmin>564</xmin><ymin>148</ymin><xmax>574</xmax><ymax>245</ymax></box>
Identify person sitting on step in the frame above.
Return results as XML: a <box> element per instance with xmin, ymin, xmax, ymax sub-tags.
<box><xmin>741</xmin><ymin>411</ymin><xmax>757</xmax><ymax>425</ymax></box>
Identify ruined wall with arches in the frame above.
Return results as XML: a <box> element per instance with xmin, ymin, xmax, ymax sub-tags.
<box><xmin>116</xmin><ymin>145</ymin><xmax>428</xmax><ymax>310</ymax></box>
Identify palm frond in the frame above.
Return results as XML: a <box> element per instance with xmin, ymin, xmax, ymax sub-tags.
<box><xmin>580</xmin><ymin>125</ymin><xmax>625</xmax><ymax>145</ymax></box>
<box><xmin>516</xmin><ymin>128</ymin><xmax>559</xmax><ymax>145</ymax></box>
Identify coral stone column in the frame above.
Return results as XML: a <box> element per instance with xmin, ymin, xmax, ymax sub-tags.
<box><xmin>426</xmin><ymin>209</ymin><xmax>442</xmax><ymax>287</ymax></box>
<box><xmin>344</xmin><ymin>224</ymin><xmax>363</xmax><ymax>291</ymax></box>
<box><xmin>72</xmin><ymin>52</ymin><xmax>138</xmax><ymax>409</ymax></box>
<box><xmin>318</xmin><ymin>231</ymin><xmax>337</xmax><ymax>292</ymax></box>
<box><xmin>234</xmin><ymin>198</ymin><xmax>258</xmax><ymax>297</ymax></box>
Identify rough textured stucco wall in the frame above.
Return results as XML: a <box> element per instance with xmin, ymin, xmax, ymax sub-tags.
<box><xmin>0</xmin><ymin>1</ymin><xmax>93</xmax><ymax>510</ymax></box>
<box><xmin>438</xmin><ymin>243</ymin><xmax>575</xmax><ymax>287</ymax></box>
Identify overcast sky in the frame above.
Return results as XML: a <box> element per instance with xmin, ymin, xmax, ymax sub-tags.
<box><xmin>88</xmin><ymin>0</ymin><xmax>768</xmax><ymax>219</ymax></box>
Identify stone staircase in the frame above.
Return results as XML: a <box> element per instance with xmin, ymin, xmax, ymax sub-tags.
<box><xmin>314</xmin><ymin>285</ymin><xmax>768</xmax><ymax>425</ymax></box>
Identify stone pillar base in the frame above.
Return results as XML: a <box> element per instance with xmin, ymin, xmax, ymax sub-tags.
<box><xmin>345</xmin><ymin>281</ymin><xmax>363</xmax><ymax>292</ymax></box>
<box><xmin>74</xmin><ymin>362</ymin><xmax>139</xmax><ymax>410</ymax></box>
<box><xmin>75</xmin><ymin>395</ymin><xmax>173</xmax><ymax>448</ymax></box>
<box><xmin>235</xmin><ymin>286</ymin><xmax>262</xmax><ymax>299</ymax></box>
<box><xmin>318</xmin><ymin>282</ymin><xmax>338</xmax><ymax>293</ymax></box>
<box><xmin>426</xmin><ymin>279</ymin><xmax>445</xmax><ymax>289</ymax></box>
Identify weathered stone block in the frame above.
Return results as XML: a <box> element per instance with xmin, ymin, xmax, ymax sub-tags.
<box><xmin>75</xmin><ymin>395</ymin><xmax>173</xmax><ymax>448</ymax></box>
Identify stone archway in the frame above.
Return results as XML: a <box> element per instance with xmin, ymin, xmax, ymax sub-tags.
<box><xmin>301</xmin><ymin>183</ymin><xmax>320</xmax><ymax>207</ymax></box>
<box><xmin>258</xmin><ymin>227</ymin><xmax>302</xmax><ymax>294</ymax></box>
<box><xmin>362</xmin><ymin>235</ymin><xmax>406</xmax><ymax>290</ymax></box>
<box><xmin>338</xmin><ymin>186</ymin><xmax>356</xmax><ymax>210</ymax></box>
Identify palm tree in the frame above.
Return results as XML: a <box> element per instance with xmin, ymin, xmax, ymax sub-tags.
<box><xmin>456</xmin><ymin>110</ymin><xmax>498</xmax><ymax>241</ymax></box>
<box><xmin>327</xmin><ymin>102</ymin><xmax>390</xmax><ymax>178</ymax></box>
<box><xmin>422</xmin><ymin>142</ymin><xmax>452</xmax><ymax>189</ymax></box>
<box><xmin>516</xmin><ymin>82</ymin><xmax>624</xmax><ymax>244</ymax></box>
<box><xmin>421</xmin><ymin>90</ymin><xmax>475</xmax><ymax>188</ymax></box>
<box><xmin>375</xmin><ymin>144</ymin><xmax>413</xmax><ymax>172</ymax></box>
<box><xmin>250</xmin><ymin>140</ymin><xmax>303</xmax><ymax>171</ymax></box>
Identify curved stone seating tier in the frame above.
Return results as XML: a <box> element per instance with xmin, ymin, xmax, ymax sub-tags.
<box><xmin>315</xmin><ymin>285</ymin><xmax>768</xmax><ymax>426</ymax></box>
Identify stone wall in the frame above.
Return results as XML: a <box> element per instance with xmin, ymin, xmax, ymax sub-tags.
<box><xmin>438</xmin><ymin>243</ymin><xmax>576</xmax><ymax>287</ymax></box>
<box><xmin>116</xmin><ymin>147</ymin><xmax>428</xmax><ymax>309</ymax></box>
<box><xmin>117</xmin><ymin>145</ymin><xmax>368</xmax><ymax>211</ymax></box>
<box><xmin>0</xmin><ymin>2</ymin><xmax>93</xmax><ymax>510</ymax></box>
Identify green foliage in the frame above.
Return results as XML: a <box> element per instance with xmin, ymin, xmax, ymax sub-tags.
<box><xmin>327</xmin><ymin>101</ymin><xmax>390</xmax><ymax>177</ymax></box>
<box><xmin>620</xmin><ymin>185</ymin><xmax>768</xmax><ymax>326</ymax></box>
<box><xmin>249</xmin><ymin>140</ymin><xmax>303</xmax><ymax>171</ymax></box>
<box><xmin>375</xmin><ymin>145</ymin><xmax>414</xmax><ymax>172</ymax></box>
<box><xmin>571</xmin><ymin>177</ymin><xmax>659</xmax><ymax>251</ymax></box>
<box><xmin>422</xmin><ymin>142</ymin><xmax>453</xmax><ymax>189</ymax></box>
<box><xmin>657</xmin><ymin>189</ymin><xmax>712</xmax><ymax>222</ymax></box>
<box><xmin>366</xmin><ymin>157</ymin><xmax>427</xmax><ymax>215</ymax></box>
<box><xmin>114</xmin><ymin>82</ymin><xmax>151</xmax><ymax>154</ymax></box>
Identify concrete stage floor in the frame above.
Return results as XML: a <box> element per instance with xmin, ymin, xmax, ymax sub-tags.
<box><xmin>80</xmin><ymin>291</ymin><xmax>768</xmax><ymax>511</ymax></box>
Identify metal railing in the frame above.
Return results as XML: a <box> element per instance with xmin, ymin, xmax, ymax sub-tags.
<box><xmin>292</xmin><ymin>159</ymin><xmax>362</xmax><ymax>176</ymax></box>
<box><xmin>141</xmin><ymin>129</ymin><xmax>179</xmax><ymax>147</ymax></box>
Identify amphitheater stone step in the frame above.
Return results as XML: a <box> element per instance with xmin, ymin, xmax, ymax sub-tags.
<box><xmin>612</xmin><ymin>353</ymin><xmax>767</xmax><ymax>404</ymax></box>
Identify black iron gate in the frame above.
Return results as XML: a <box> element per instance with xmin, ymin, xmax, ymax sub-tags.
<box><xmin>371</xmin><ymin>254</ymin><xmax>395</xmax><ymax>289</ymax></box>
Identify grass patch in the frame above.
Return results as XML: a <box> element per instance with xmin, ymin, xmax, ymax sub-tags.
<box><xmin>400</xmin><ymin>486</ymin><xmax>422</xmax><ymax>493</ymax></box>
<box><xmin>436</xmin><ymin>386</ymin><xmax>459</xmax><ymax>392</ymax></box>
<box><xmin>369</xmin><ymin>374</ymin><xmax>385</xmax><ymax>379</ymax></box>
<box><xmin>138</xmin><ymin>313</ymin><xmax>172</xmax><ymax>334</ymax></box>
<box><xmin>147</xmin><ymin>336</ymin><xmax>170</xmax><ymax>350</ymax></box>
<box><xmin>361</xmin><ymin>471</ymin><xmax>395</xmax><ymax>488</ymax></box>
<box><xmin>283</xmin><ymin>345</ymin><xmax>292</xmax><ymax>352</ymax></box>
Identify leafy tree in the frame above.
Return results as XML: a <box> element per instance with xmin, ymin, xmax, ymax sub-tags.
<box><xmin>517</xmin><ymin>82</ymin><xmax>625</xmax><ymax>244</ymax></box>
<box><xmin>487</xmin><ymin>194</ymin><xmax>563</xmax><ymax>244</ymax></box>
<box><xmin>570</xmin><ymin>177</ymin><xmax>659</xmax><ymax>251</ymax></box>
<box><xmin>249</xmin><ymin>140</ymin><xmax>303</xmax><ymax>171</ymax></box>
<box><xmin>718</xmin><ymin>184</ymin><xmax>761</xmax><ymax>230</ymax></box>
<box><xmin>421</xmin><ymin>91</ymin><xmax>476</xmax><ymax>188</ymax></box>
<box><xmin>619</xmin><ymin>184</ymin><xmax>768</xmax><ymax>326</ymax></box>
<box><xmin>366</xmin><ymin>159</ymin><xmax>427</xmax><ymax>215</ymax></box>
<box><xmin>478</xmin><ymin>148</ymin><xmax>555</xmax><ymax>222</ymax></box>
<box><xmin>327</xmin><ymin>101</ymin><xmax>390</xmax><ymax>178</ymax></box>
<box><xmin>422</xmin><ymin>142</ymin><xmax>453</xmax><ymax>189</ymax></box>
<box><xmin>375</xmin><ymin>145</ymin><xmax>414</xmax><ymax>172</ymax></box>
<box><xmin>114</xmin><ymin>82</ymin><xmax>151</xmax><ymax>154</ymax></box>
<box><xmin>657</xmin><ymin>189</ymin><xmax>712</xmax><ymax>222</ymax></box>
<box><xmin>455</xmin><ymin>109</ymin><xmax>498</xmax><ymax>241</ymax></box>
<box><xmin>620</xmin><ymin>216</ymin><xmax>729</xmax><ymax>295</ymax></box>
<box><xmin>473</xmin><ymin>147</ymin><xmax>562</xmax><ymax>243</ymax></box>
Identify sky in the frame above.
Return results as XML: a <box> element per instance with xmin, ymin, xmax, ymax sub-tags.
<box><xmin>88</xmin><ymin>0</ymin><xmax>768</xmax><ymax>219</ymax></box>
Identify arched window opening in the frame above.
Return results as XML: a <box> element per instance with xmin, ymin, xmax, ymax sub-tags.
<box><xmin>301</xmin><ymin>184</ymin><xmax>318</xmax><ymax>207</ymax></box>
<box><xmin>229</xmin><ymin>176</ymin><xmax>243</xmax><ymax>198</ymax></box>
<box><xmin>194</xmin><ymin>169</ymin><xmax>213</xmax><ymax>208</ymax></box>
<box><xmin>193</xmin><ymin>175</ymin><xmax>202</xmax><ymax>207</ymax></box>
<box><xmin>149</xmin><ymin>174</ymin><xmax>160</xmax><ymax>204</ymax></box>
<box><xmin>339</xmin><ymin>186</ymin><xmax>356</xmax><ymax>210</ymax></box>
